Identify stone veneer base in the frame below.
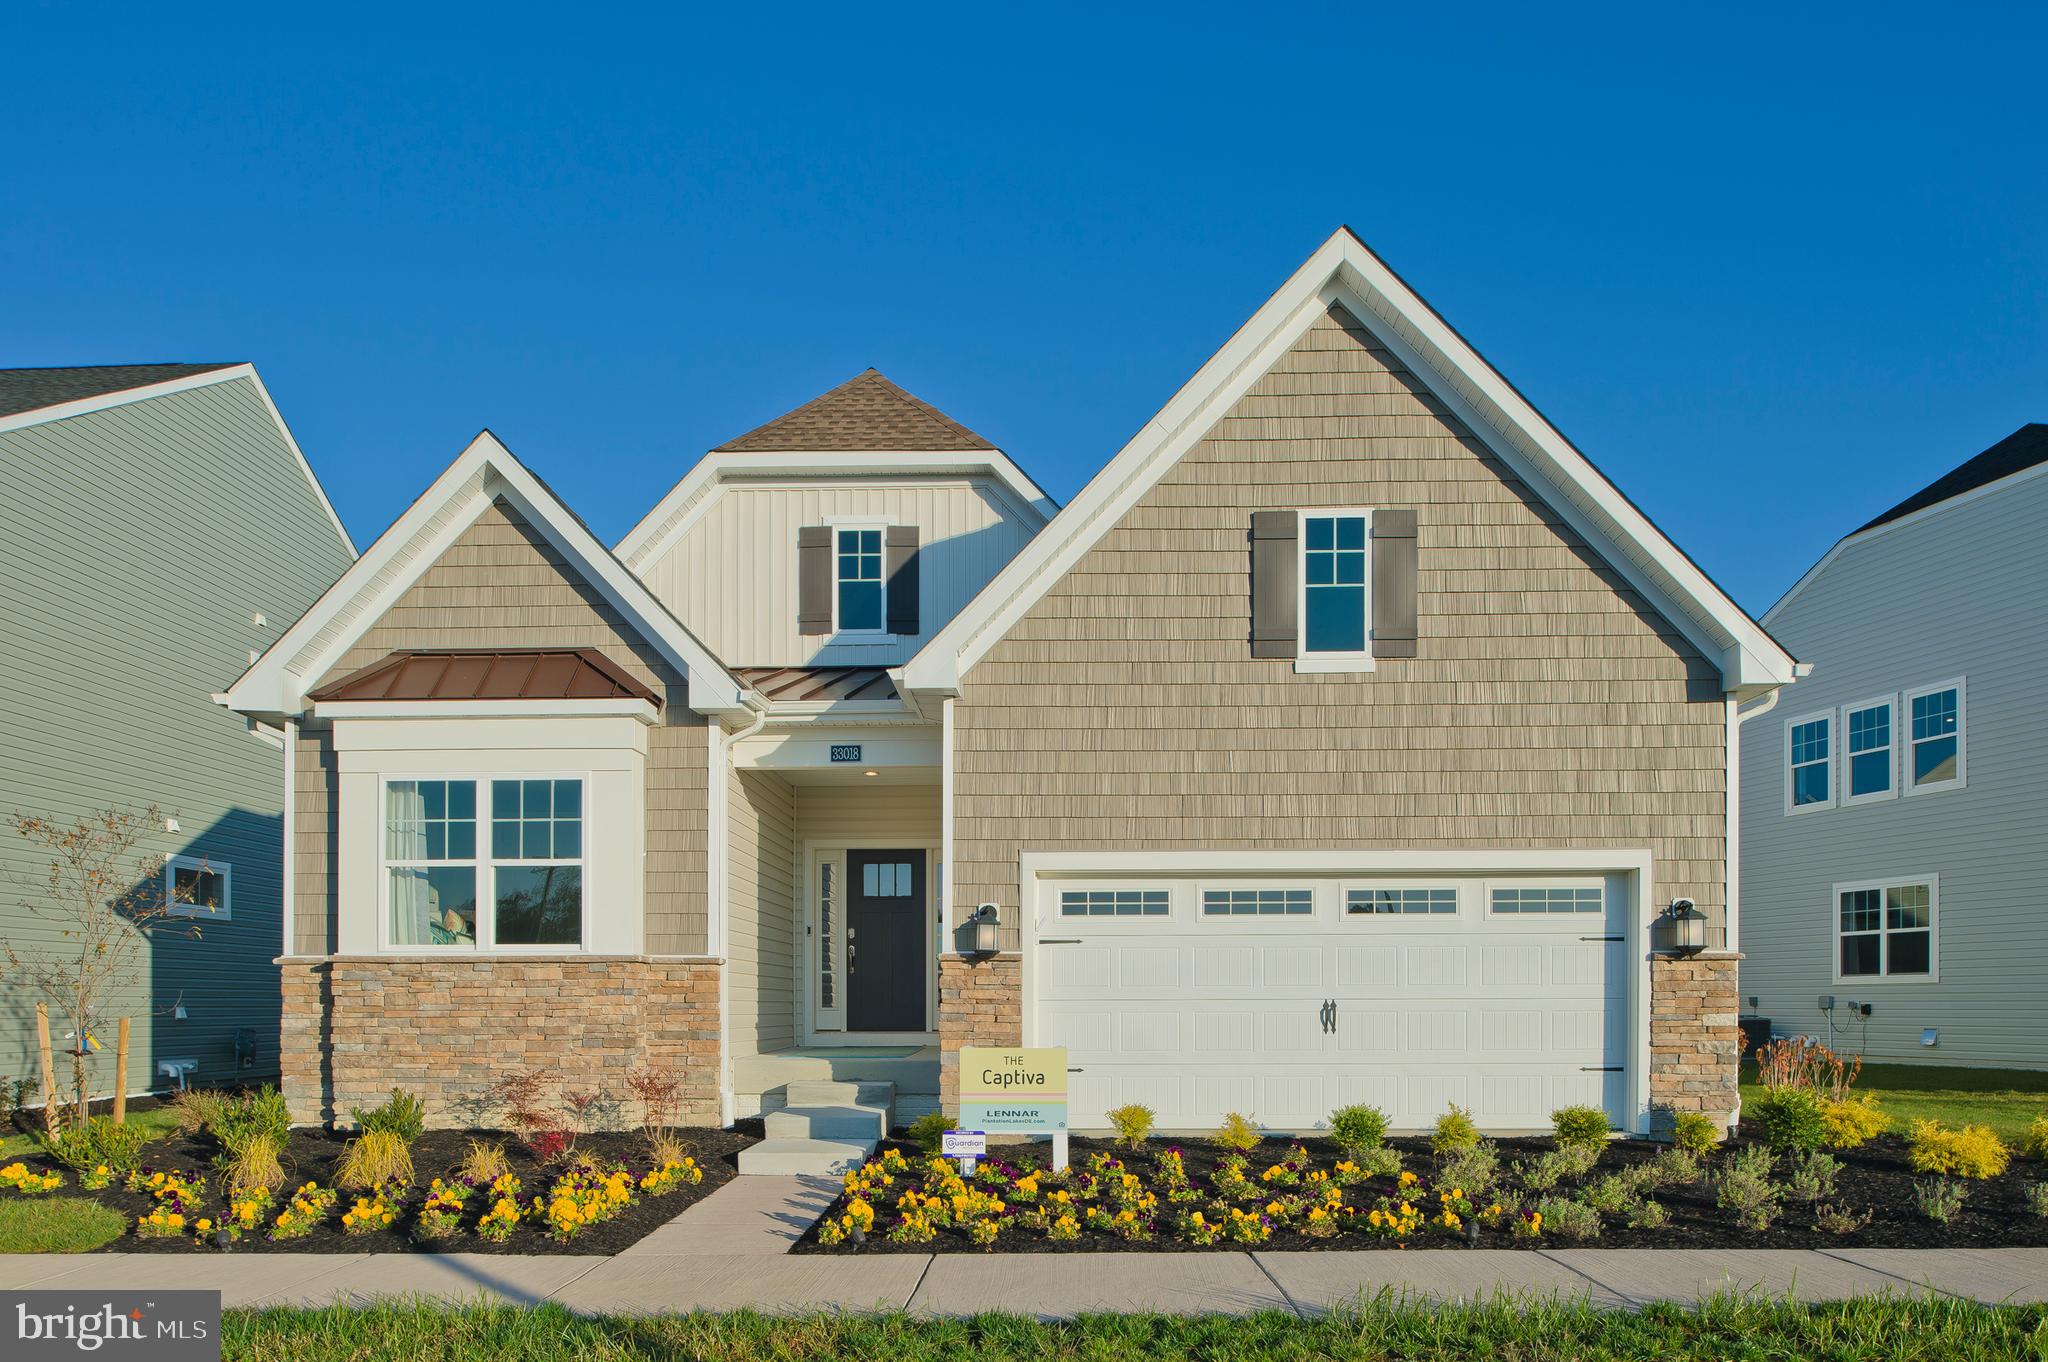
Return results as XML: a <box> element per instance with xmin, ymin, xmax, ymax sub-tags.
<box><xmin>280</xmin><ymin>956</ymin><xmax>720</xmax><ymax>1128</ymax></box>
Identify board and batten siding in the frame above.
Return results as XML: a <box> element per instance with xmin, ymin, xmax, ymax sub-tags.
<box><xmin>300</xmin><ymin>498</ymin><xmax>712</xmax><ymax>956</ymax></box>
<box><xmin>1740</xmin><ymin>468</ymin><xmax>2048</xmax><ymax>1068</ymax></box>
<box><xmin>727</xmin><ymin>770</ymin><xmax>798</xmax><ymax>1057</ymax></box>
<box><xmin>952</xmin><ymin>304</ymin><xmax>1728</xmax><ymax>949</ymax></box>
<box><xmin>639</xmin><ymin>481</ymin><xmax>1041</xmax><ymax>667</ymax></box>
<box><xmin>0</xmin><ymin>376</ymin><xmax>353</xmax><ymax>1094</ymax></box>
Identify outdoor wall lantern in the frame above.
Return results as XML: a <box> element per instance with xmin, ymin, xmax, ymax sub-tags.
<box><xmin>957</xmin><ymin>903</ymin><xmax>1001</xmax><ymax>958</ymax></box>
<box><xmin>1664</xmin><ymin>898</ymin><xmax>1706</xmax><ymax>956</ymax></box>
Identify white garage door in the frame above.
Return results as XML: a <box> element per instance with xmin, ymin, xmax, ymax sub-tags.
<box><xmin>1035</xmin><ymin>874</ymin><xmax>1631</xmax><ymax>1133</ymax></box>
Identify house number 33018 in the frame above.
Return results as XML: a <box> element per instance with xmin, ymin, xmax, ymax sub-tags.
<box><xmin>829</xmin><ymin>744</ymin><xmax>863</xmax><ymax>763</ymax></box>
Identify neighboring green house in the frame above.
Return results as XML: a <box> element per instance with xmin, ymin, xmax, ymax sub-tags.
<box><xmin>0</xmin><ymin>363</ymin><xmax>354</xmax><ymax>1104</ymax></box>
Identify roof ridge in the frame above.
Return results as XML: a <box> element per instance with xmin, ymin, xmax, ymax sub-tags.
<box><xmin>711</xmin><ymin>368</ymin><xmax>996</xmax><ymax>453</ymax></box>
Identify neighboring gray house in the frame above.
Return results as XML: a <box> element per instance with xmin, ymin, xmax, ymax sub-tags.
<box><xmin>0</xmin><ymin>364</ymin><xmax>354</xmax><ymax>1101</ymax></box>
<box><xmin>1741</xmin><ymin>425</ymin><xmax>2048</xmax><ymax>1070</ymax></box>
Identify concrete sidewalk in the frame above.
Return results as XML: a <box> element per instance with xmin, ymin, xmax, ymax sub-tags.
<box><xmin>2</xmin><ymin>1177</ymin><xmax>2042</xmax><ymax>1317</ymax></box>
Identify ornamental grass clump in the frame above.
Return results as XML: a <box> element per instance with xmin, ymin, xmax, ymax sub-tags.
<box><xmin>337</xmin><ymin>1129</ymin><xmax>414</xmax><ymax>1191</ymax></box>
<box><xmin>350</xmin><ymin>1088</ymin><xmax>426</xmax><ymax>1146</ymax></box>
<box><xmin>457</xmin><ymin>1139</ymin><xmax>510</xmax><ymax>1185</ymax></box>
<box><xmin>1328</xmin><ymin>1103</ymin><xmax>1389</xmax><ymax>1155</ymax></box>
<box><xmin>1908</xmin><ymin>1120</ymin><xmax>2011</xmax><ymax>1179</ymax></box>
<box><xmin>208</xmin><ymin>1086</ymin><xmax>291</xmax><ymax>1156</ymax></box>
<box><xmin>39</xmin><ymin>1114</ymin><xmax>148</xmax><ymax>1174</ymax></box>
<box><xmin>222</xmin><ymin>1128</ymin><xmax>286</xmax><ymax>1199</ymax></box>
<box><xmin>1105</xmin><ymin>1104</ymin><xmax>1155</xmax><ymax>1149</ymax></box>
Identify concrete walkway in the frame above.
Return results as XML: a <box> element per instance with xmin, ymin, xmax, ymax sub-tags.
<box><xmin>3</xmin><ymin>1177</ymin><xmax>2043</xmax><ymax>1316</ymax></box>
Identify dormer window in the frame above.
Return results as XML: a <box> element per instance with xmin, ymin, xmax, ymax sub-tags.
<box><xmin>836</xmin><ymin>528</ymin><xmax>885</xmax><ymax>633</ymax></box>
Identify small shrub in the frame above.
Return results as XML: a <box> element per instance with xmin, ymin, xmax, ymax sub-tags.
<box><xmin>1430</xmin><ymin>1104</ymin><xmax>1479</xmax><ymax>1158</ymax></box>
<box><xmin>1535</xmin><ymin>1197</ymin><xmax>1600</xmax><ymax>1241</ymax></box>
<box><xmin>1551</xmin><ymin>1105</ymin><xmax>1610</xmax><ymax>1151</ymax></box>
<box><xmin>336</xmin><ymin>1129</ymin><xmax>413</xmax><ymax>1190</ymax></box>
<box><xmin>907</xmin><ymin>1111</ymin><xmax>953</xmax><ymax>1155</ymax></box>
<box><xmin>1908</xmin><ymin>1120</ymin><xmax>2011</xmax><ymax>1179</ymax></box>
<box><xmin>1627</xmin><ymin>1197</ymin><xmax>1668</xmax><ymax>1229</ymax></box>
<box><xmin>1516</xmin><ymin>1145</ymin><xmax>1595</xmax><ymax>1193</ymax></box>
<box><xmin>1328</xmin><ymin>1104</ymin><xmax>1389</xmax><ymax>1155</ymax></box>
<box><xmin>1104</xmin><ymin>1104</ymin><xmax>1155</xmax><ymax>1149</ymax></box>
<box><xmin>1748</xmin><ymin>1086</ymin><xmax>1830</xmax><ymax>1154</ymax></box>
<box><xmin>2021</xmin><ymin>1116</ymin><xmax>2048</xmax><ymax>1161</ymax></box>
<box><xmin>167</xmin><ymin>1089</ymin><xmax>227</xmax><ymax>1138</ymax></box>
<box><xmin>1671</xmin><ymin>1111</ymin><xmax>1721</xmax><ymax>1156</ymax></box>
<box><xmin>1914</xmin><ymin>1177</ymin><xmax>1968</xmax><ymax>1224</ymax></box>
<box><xmin>1821</xmin><ymin>1094</ymin><xmax>1889</xmax><ymax>1150</ymax></box>
<box><xmin>457</xmin><ymin>1139</ymin><xmax>510</xmax><ymax>1185</ymax></box>
<box><xmin>1648</xmin><ymin>1146</ymin><xmax>1702</xmax><ymax>1187</ymax></box>
<box><xmin>1716</xmin><ymin>1146</ymin><xmax>1783</xmax><ymax>1231</ymax></box>
<box><xmin>1784</xmin><ymin>1149</ymin><xmax>1841</xmax><ymax>1203</ymax></box>
<box><xmin>1438</xmin><ymin>1140</ymin><xmax>1499</xmax><ymax>1198</ymax></box>
<box><xmin>2024</xmin><ymin>1183</ymin><xmax>2048</xmax><ymax>1219</ymax></box>
<box><xmin>1581</xmin><ymin>1173</ymin><xmax>1633</xmax><ymax>1216</ymax></box>
<box><xmin>350</xmin><ymin>1088</ymin><xmax>426</xmax><ymax>1145</ymax></box>
<box><xmin>1212</xmin><ymin>1112</ymin><xmax>1262</xmax><ymax>1154</ymax></box>
<box><xmin>38</xmin><ymin>1115</ymin><xmax>148</xmax><ymax>1173</ymax></box>
<box><xmin>210</xmin><ymin>1086</ymin><xmax>291</xmax><ymax>1155</ymax></box>
<box><xmin>1815</xmin><ymin>1203</ymin><xmax>1873</xmax><ymax>1235</ymax></box>
<box><xmin>223</xmin><ymin>1129</ymin><xmax>285</xmax><ymax>1198</ymax></box>
<box><xmin>1355</xmin><ymin>1145</ymin><xmax>1402</xmax><ymax>1178</ymax></box>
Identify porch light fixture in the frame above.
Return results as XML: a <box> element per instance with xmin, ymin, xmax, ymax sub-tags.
<box><xmin>958</xmin><ymin>902</ymin><xmax>1001</xmax><ymax>958</ymax></box>
<box><xmin>862</xmin><ymin>769</ymin><xmax>879</xmax><ymax>777</ymax></box>
<box><xmin>1664</xmin><ymin>898</ymin><xmax>1706</xmax><ymax>956</ymax></box>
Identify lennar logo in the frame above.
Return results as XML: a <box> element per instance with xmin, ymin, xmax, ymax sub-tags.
<box><xmin>5</xmin><ymin>1291</ymin><xmax>218</xmax><ymax>1360</ymax></box>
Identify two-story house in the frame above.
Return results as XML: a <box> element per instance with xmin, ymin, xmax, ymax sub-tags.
<box><xmin>1740</xmin><ymin>424</ymin><xmax>2048</xmax><ymax>1070</ymax></box>
<box><xmin>226</xmin><ymin>230</ymin><xmax>1800</xmax><ymax>1169</ymax></box>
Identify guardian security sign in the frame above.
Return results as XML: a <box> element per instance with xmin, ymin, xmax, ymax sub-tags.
<box><xmin>957</xmin><ymin>1046</ymin><xmax>1067</xmax><ymax>1132</ymax></box>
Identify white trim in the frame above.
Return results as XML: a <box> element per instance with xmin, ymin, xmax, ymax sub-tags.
<box><xmin>709</xmin><ymin>721</ymin><xmax>732</xmax><ymax>1125</ymax></box>
<box><xmin>1764</xmin><ymin>458</ymin><xmax>2048</xmax><ymax>625</ymax></box>
<box><xmin>1783</xmin><ymin>709</ymin><xmax>1836</xmax><ymax>815</ymax></box>
<box><xmin>826</xmin><ymin>517</ymin><xmax>896</xmax><ymax>640</ymax></box>
<box><xmin>165</xmin><ymin>853</ymin><xmax>232</xmax><ymax>921</ymax></box>
<box><xmin>1296</xmin><ymin>507</ymin><xmax>1375</xmax><ymax>665</ymax></box>
<box><xmin>313</xmin><ymin>698</ymin><xmax>660</xmax><ymax>724</ymax></box>
<box><xmin>1839</xmin><ymin>693</ymin><xmax>1900</xmax><ymax>807</ymax></box>
<box><xmin>616</xmin><ymin>449</ymin><xmax>1057</xmax><ymax>571</ymax></box>
<box><xmin>940</xmin><ymin>697</ymin><xmax>955</xmax><ymax>931</ymax></box>
<box><xmin>800</xmin><ymin>839</ymin><xmax>942</xmax><ymax>1041</ymax></box>
<box><xmin>281</xmin><ymin>718</ymin><xmax>297</xmax><ymax>957</ymax></box>
<box><xmin>223</xmin><ymin>431</ymin><xmax>746</xmax><ymax>720</ymax></box>
<box><xmin>1017</xmin><ymin>847</ymin><xmax>1658</xmax><ymax>1135</ymax></box>
<box><xmin>0</xmin><ymin>364</ymin><xmax>356</xmax><ymax>559</ymax></box>
<box><xmin>1831</xmin><ymin>874</ymin><xmax>1940</xmax><ymax>985</ymax></box>
<box><xmin>1902</xmin><ymin>677</ymin><xmax>1968</xmax><ymax>796</ymax></box>
<box><xmin>904</xmin><ymin>228</ymin><xmax>1797</xmax><ymax>697</ymax></box>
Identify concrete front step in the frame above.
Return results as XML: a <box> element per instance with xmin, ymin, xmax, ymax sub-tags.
<box><xmin>737</xmin><ymin>1136</ymin><xmax>875</xmax><ymax>1176</ymax></box>
<box><xmin>764</xmin><ymin>1103</ymin><xmax>889</xmax><ymax>1141</ymax></box>
<box><xmin>783</xmin><ymin>1079</ymin><xmax>895</xmax><ymax>1117</ymax></box>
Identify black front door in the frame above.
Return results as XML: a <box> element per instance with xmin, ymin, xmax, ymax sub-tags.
<box><xmin>847</xmin><ymin>850</ymin><xmax>926</xmax><ymax>1032</ymax></box>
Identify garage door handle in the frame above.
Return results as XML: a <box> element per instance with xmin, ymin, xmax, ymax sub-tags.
<box><xmin>1040</xmin><ymin>938</ymin><xmax>1083</xmax><ymax>945</ymax></box>
<box><xmin>1582</xmin><ymin>1066</ymin><xmax>1624</xmax><ymax>1072</ymax></box>
<box><xmin>1581</xmin><ymin>935</ymin><xmax>1624</xmax><ymax>942</ymax></box>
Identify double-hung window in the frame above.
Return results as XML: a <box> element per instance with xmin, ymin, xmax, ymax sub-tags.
<box><xmin>1842</xmin><ymin>698</ymin><xmax>1894</xmax><ymax>803</ymax></box>
<box><xmin>385</xmin><ymin>777</ymin><xmax>584</xmax><ymax>949</ymax></box>
<box><xmin>1905</xmin><ymin>680</ymin><xmax>1965</xmax><ymax>792</ymax></box>
<box><xmin>1301</xmin><ymin>513</ymin><xmax>1369</xmax><ymax>656</ymax></box>
<box><xmin>835</xmin><ymin>527</ymin><xmax>885</xmax><ymax>633</ymax></box>
<box><xmin>1786</xmin><ymin>712</ymin><xmax>1834</xmax><ymax>811</ymax></box>
<box><xmin>1836</xmin><ymin>878</ymin><xmax>1935</xmax><ymax>979</ymax></box>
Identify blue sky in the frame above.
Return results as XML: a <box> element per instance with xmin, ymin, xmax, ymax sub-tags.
<box><xmin>4</xmin><ymin>4</ymin><xmax>2043</xmax><ymax>614</ymax></box>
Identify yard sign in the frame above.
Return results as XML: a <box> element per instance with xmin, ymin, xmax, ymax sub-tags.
<box><xmin>957</xmin><ymin>1046</ymin><xmax>1067</xmax><ymax>1133</ymax></box>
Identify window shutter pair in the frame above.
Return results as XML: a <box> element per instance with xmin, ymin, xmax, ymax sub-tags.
<box><xmin>1249</xmin><ymin>509</ymin><xmax>1416</xmax><ymax>659</ymax></box>
<box><xmin>797</xmin><ymin>525</ymin><xmax>920</xmax><ymax>636</ymax></box>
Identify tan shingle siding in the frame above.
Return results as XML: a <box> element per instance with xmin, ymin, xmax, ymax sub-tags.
<box><xmin>302</xmin><ymin>498</ymin><xmax>712</xmax><ymax>955</ymax></box>
<box><xmin>953</xmin><ymin>304</ymin><xmax>1725</xmax><ymax>950</ymax></box>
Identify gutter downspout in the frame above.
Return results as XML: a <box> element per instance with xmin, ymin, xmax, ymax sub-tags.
<box><xmin>710</xmin><ymin>697</ymin><xmax>769</xmax><ymax>1128</ymax></box>
<box><xmin>1727</xmin><ymin>684</ymin><xmax>1792</xmax><ymax>958</ymax></box>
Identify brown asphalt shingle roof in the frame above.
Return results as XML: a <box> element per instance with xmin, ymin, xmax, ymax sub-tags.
<box><xmin>0</xmin><ymin>363</ymin><xmax>240</xmax><ymax>419</ymax></box>
<box><xmin>713</xmin><ymin>369</ymin><xmax>995</xmax><ymax>453</ymax></box>
<box><xmin>308</xmin><ymin>649</ymin><xmax>660</xmax><ymax>704</ymax></box>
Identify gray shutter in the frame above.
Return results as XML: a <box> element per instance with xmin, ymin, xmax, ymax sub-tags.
<box><xmin>1371</xmin><ymin>508</ymin><xmax>1418</xmax><ymax>658</ymax></box>
<box><xmin>885</xmin><ymin>525</ymin><xmax>920</xmax><ymax>635</ymax></box>
<box><xmin>797</xmin><ymin>526</ymin><xmax>832</xmax><ymax>635</ymax></box>
<box><xmin>1249</xmin><ymin>511</ymin><xmax>1298</xmax><ymax>658</ymax></box>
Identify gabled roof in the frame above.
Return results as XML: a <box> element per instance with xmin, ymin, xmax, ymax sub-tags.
<box><xmin>223</xmin><ymin>431</ymin><xmax>746</xmax><ymax>719</ymax></box>
<box><xmin>904</xmin><ymin>227</ymin><xmax>1800</xmax><ymax>698</ymax></box>
<box><xmin>0</xmin><ymin>361</ymin><xmax>354</xmax><ymax>557</ymax></box>
<box><xmin>309</xmin><ymin>649</ymin><xmax>659</xmax><ymax>704</ymax></box>
<box><xmin>0</xmin><ymin>362</ymin><xmax>238</xmax><ymax>419</ymax></box>
<box><xmin>1855</xmin><ymin>423</ymin><xmax>2048</xmax><ymax>533</ymax></box>
<box><xmin>713</xmin><ymin>369</ymin><xmax>995</xmax><ymax>452</ymax></box>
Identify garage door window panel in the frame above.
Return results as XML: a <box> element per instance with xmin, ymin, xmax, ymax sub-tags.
<box><xmin>1488</xmin><ymin>885</ymin><xmax>1604</xmax><ymax>916</ymax></box>
<box><xmin>1060</xmin><ymin>889</ymin><xmax>1170</xmax><ymax>919</ymax></box>
<box><xmin>1346</xmin><ymin>886</ymin><xmax>1459</xmax><ymax>917</ymax></box>
<box><xmin>1202</xmin><ymin>887</ymin><xmax>1315</xmax><ymax>918</ymax></box>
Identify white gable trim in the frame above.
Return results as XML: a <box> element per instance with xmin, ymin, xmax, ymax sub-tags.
<box><xmin>223</xmin><ymin>431</ymin><xmax>745</xmax><ymax>719</ymax></box>
<box><xmin>615</xmin><ymin>449</ymin><xmax>1057</xmax><ymax>572</ymax></box>
<box><xmin>0</xmin><ymin>363</ymin><xmax>356</xmax><ymax>559</ymax></box>
<box><xmin>903</xmin><ymin>229</ymin><xmax>1798</xmax><ymax>697</ymax></box>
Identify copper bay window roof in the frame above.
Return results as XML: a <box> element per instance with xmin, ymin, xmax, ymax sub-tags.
<box><xmin>307</xmin><ymin>649</ymin><xmax>660</xmax><ymax>704</ymax></box>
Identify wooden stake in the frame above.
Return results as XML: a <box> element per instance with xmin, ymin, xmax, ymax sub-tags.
<box><xmin>34</xmin><ymin>1003</ymin><xmax>57</xmax><ymax>1125</ymax></box>
<box><xmin>114</xmin><ymin>1017</ymin><xmax>131</xmax><ymax>1124</ymax></box>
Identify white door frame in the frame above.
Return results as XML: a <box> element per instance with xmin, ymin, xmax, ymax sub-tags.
<box><xmin>1018</xmin><ymin>848</ymin><xmax>1658</xmax><ymax>1134</ymax></box>
<box><xmin>800</xmin><ymin>838</ymin><xmax>941</xmax><ymax>1045</ymax></box>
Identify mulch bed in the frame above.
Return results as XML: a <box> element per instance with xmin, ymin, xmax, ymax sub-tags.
<box><xmin>15</xmin><ymin>1127</ymin><xmax>751</xmax><ymax>1255</ymax></box>
<box><xmin>795</xmin><ymin>1129</ymin><xmax>2048</xmax><ymax>1254</ymax></box>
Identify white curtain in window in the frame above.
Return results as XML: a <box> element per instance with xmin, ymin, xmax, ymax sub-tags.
<box><xmin>386</xmin><ymin>782</ymin><xmax>433</xmax><ymax>946</ymax></box>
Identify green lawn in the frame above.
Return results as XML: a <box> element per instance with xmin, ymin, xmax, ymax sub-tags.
<box><xmin>1741</xmin><ymin>1061</ymin><xmax>2048</xmax><ymax>1144</ymax></box>
<box><xmin>0</xmin><ymin>1104</ymin><xmax>182</xmax><ymax>1162</ymax></box>
<box><xmin>221</xmin><ymin>1298</ymin><xmax>2048</xmax><ymax>1362</ymax></box>
<box><xmin>0</xmin><ymin>1195</ymin><xmax>127</xmax><ymax>1252</ymax></box>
